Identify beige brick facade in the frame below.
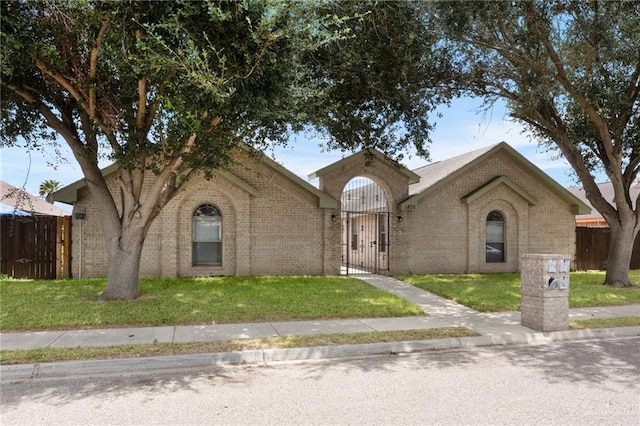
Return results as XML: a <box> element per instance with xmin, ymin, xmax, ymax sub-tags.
<box><xmin>401</xmin><ymin>150</ymin><xmax>577</xmax><ymax>274</ymax></box>
<box><xmin>64</xmin><ymin>143</ymin><xmax>588</xmax><ymax>278</ymax></box>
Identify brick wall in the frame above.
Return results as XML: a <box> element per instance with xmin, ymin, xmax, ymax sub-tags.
<box><xmin>402</xmin><ymin>151</ymin><xmax>576</xmax><ymax>274</ymax></box>
<box><xmin>71</xmin><ymin>152</ymin><xmax>334</xmax><ymax>278</ymax></box>
<box><xmin>70</xmin><ymin>147</ymin><xmax>576</xmax><ymax>278</ymax></box>
<box><xmin>315</xmin><ymin>152</ymin><xmax>413</xmax><ymax>275</ymax></box>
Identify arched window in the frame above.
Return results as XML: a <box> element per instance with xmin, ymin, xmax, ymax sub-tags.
<box><xmin>192</xmin><ymin>204</ymin><xmax>222</xmax><ymax>266</ymax></box>
<box><xmin>486</xmin><ymin>211</ymin><xmax>505</xmax><ymax>263</ymax></box>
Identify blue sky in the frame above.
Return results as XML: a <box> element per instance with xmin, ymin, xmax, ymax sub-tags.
<box><xmin>0</xmin><ymin>96</ymin><xmax>591</xmax><ymax>213</ymax></box>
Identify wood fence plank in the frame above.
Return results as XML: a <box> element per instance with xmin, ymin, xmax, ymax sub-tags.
<box><xmin>1</xmin><ymin>216</ymin><xmax>70</xmax><ymax>279</ymax></box>
<box><xmin>575</xmin><ymin>227</ymin><xmax>640</xmax><ymax>270</ymax></box>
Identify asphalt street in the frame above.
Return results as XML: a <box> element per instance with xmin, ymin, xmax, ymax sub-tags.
<box><xmin>1</xmin><ymin>336</ymin><xmax>638</xmax><ymax>425</ymax></box>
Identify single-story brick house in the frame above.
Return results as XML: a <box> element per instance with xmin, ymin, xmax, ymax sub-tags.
<box><xmin>54</xmin><ymin>142</ymin><xmax>590</xmax><ymax>278</ymax></box>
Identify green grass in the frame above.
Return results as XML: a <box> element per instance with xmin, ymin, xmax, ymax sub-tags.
<box><xmin>398</xmin><ymin>270</ymin><xmax>640</xmax><ymax>312</ymax></box>
<box><xmin>0</xmin><ymin>276</ymin><xmax>424</xmax><ymax>331</ymax></box>
<box><xmin>570</xmin><ymin>316</ymin><xmax>640</xmax><ymax>330</ymax></box>
<box><xmin>0</xmin><ymin>327</ymin><xmax>478</xmax><ymax>365</ymax></box>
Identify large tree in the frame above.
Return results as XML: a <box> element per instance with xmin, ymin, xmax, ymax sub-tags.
<box><xmin>429</xmin><ymin>1</ymin><xmax>640</xmax><ymax>286</ymax></box>
<box><xmin>1</xmin><ymin>0</ymin><xmax>447</xmax><ymax>298</ymax></box>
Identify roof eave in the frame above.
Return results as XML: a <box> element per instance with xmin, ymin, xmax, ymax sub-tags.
<box><xmin>260</xmin><ymin>155</ymin><xmax>338</xmax><ymax>209</ymax></box>
<box><xmin>400</xmin><ymin>142</ymin><xmax>591</xmax><ymax>215</ymax></box>
<box><xmin>53</xmin><ymin>163</ymin><xmax>120</xmax><ymax>204</ymax></box>
<box><xmin>461</xmin><ymin>176</ymin><xmax>537</xmax><ymax>206</ymax></box>
<box><xmin>309</xmin><ymin>149</ymin><xmax>420</xmax><ymax>184</ymax></box>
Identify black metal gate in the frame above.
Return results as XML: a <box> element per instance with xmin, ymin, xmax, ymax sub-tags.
<box><xmin>341</xmin><ymin>178</ymin><xmax>389</xmax><ymax>275</ymax></box>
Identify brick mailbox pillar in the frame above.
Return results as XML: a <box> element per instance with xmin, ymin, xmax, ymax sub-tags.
<box><xmin>520</xmin><ymin>254</ymin><xmax>571</xmax><ymax>332</ymax></box>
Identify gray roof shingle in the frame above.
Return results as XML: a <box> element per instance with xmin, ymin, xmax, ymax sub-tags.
<box><xmin>0</xmin><ymin>180</ymin><xmax>70</xmax><ymax>216</ymax></box>
<box><xmin>567</xmin><ymin>181</ymin><xmax>640</xmax><ymax>219</ymax></box>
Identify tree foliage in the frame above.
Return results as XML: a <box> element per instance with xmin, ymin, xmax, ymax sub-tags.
<box><xmin>1</xmin><ymin>0</ymin><xmax>447</xmax><ymax>298</ymax></box>
<box><xmin>428</xmin><ymin>0</ymin><xmax>640</xmax><ymax>286</ymax></box>
<box><xmin>39</xmin><ymin>179</ymin><xmax>60</xmax><ymax>203</ymax></box>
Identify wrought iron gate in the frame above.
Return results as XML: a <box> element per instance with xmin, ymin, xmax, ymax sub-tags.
<box><xmin>341</xmin><ymin>178</ymin><xmax>389</xmax><ymax>275</ymax></box>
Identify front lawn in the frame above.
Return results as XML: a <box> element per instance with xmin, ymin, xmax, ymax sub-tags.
<box><xmin>0</xmin><ymin>276</ymin><xmax>424</xmax><ymax>331</ymax></box>
<box><xmin>398</xmin><ymin>270</ymin><xmax>640</xmax><ymax>312</ymax></box>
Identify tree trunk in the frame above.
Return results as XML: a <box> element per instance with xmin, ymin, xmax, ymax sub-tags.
<box><xmin>101</xmin><ymin>231</ymin><xmax>145</xmax><ymax>300</ymax></box>
<box><xmin>604</xmin><ymin>221</ymin><xmax>638</xmax><ymax>287</ymax></box>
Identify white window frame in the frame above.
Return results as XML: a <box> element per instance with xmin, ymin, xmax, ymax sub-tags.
<box><xmin>192</xmin><ymin>204</ymin><xmax>222</xmax><ymax>266</ymax></box>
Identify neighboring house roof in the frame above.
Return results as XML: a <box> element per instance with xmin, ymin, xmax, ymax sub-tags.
<box><xmin>53</xmin><ymin>153</ymin><xmax>338</xmax><ymax>209</ymax></box>
<box><xmin>0</xmin><ymin>180</ymin><xmax>70</xmax><ymax>216</ymax></box>
<box><xmin>0</xmin><ymin>203</ymin><xmax>30</xmax><ymax>216</ymax></box>
<box><xmin>567</xmin><ymin>180</ymin><xmax>640</xmax><ymax>221</ymax></box>
<box><xmin>400</xmin><ymin>142</ymin><xmax>591</xmax><ymax>214</ymax></box>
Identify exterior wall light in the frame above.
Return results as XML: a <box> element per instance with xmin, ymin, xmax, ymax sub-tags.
<box><xmin>397</xmin><ymin>215</ymin><xmax>403</xmax><ymax>222</ymax></box>
<box><xmin>331</xmin><ymin>214</ymin><xmax>337</xmax><ymax>222</ymax></box>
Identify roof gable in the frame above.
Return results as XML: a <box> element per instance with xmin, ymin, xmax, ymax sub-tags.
<box><xmin>53</xmin><ymin>153</ymin><xmax>338</xmax><ymax>209</ymax></box>
<box><xmin>257</xmin><ymin>154</ymin><xmax>337</xmax><ymax>208</ymax></box>
<box><xmin>308</xmin><ymin>149</ymin><xmax>420</xmax><ymax>184</ymax></box>
<box><xmin>408</xmin><ymin>144</ymin><xmax>497</xmax><ymax>196</ymax></box>
<box><xmin>400</xmin><ymin>142</ymin><xmax>591</xmax><ymax>214</ymax></box>
<box><xmin>461</xmin><ymin>175</ymin><xmax>537</xmax><ymax>206</ymax></box>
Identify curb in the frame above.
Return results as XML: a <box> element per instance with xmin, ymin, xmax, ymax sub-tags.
<box><xmin>2</xmin><ymin>326</ymin><xmax>639</xmax><ymax>382</ymax></box>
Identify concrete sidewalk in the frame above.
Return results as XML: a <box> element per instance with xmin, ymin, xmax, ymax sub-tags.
<box><xmin>1</xmin><ymin>275</ymin><xmax>638</xmax><ymax>352</ymax></box>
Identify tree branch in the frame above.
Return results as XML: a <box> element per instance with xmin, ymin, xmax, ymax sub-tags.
<box><xmin>89</xmin><ymin>19</ymin><xmax>110</xmax><ymax>117</ymax></box>
<box><xmin>35</xmin><ymin>58</ymin><xmax>117</xmax><ymax>137</ymax></box>
<box><xmin>1</xmin><ymin>81</ymin><xmax>37</xmax><ymax>103</ymax></box>
<box><xmin>524</xmin><ymin>4</ymin><xmax>619</xmax><ymax>167</ymax></box>
<box><xmin>138</xmin><ymin>133</ymin><xmax>198</xmax><ymax>221</ymax></box>
<box><xmin>35</xmin><ymin>59</ymin><xmax>85</xmax><ymax>105</ymax></box>
<box><xmin>137</xmin><ymin>77</ymin><xmax>146</xmax><ymax>128</ymax></box>
<box><xmin>617</xmin><ymin>56</ymin><xmax>640</xmax><ymax>128</ymax></box>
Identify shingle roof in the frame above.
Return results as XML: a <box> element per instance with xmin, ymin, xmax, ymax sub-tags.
<box><xmin>0</xmin><ymin>180</ymin><xmax>70</xmax><ymax>216</ymax></box>
<box><xmin>400</xmin><ymin>142</ymin><xmax>591</xmax><ymax>215</ymax></box>
<box><xmin>567</xmin><ymin>181</ymin><xmax>640</xmax><ymax>219</ymax></box>
<box><xmin>54</xmin><ymin>150</ymin><xmax>338</xmax><ymax>209</ymax></box>
<box><xmin>409</xmin><ymin>144</ymin><xmax>497</xmax><ymax>196</ymax></box>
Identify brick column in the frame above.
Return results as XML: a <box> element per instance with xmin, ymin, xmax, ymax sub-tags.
<box><xmin>520</xmin><ymin>253</ymin><xmax>570</xmax><ymax>331</ymax></box>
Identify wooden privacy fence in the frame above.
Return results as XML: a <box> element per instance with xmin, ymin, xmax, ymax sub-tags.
<box><xmin>575</xmin><ymin>227</ymin><xmax>640</xmax><ymax>270</ymax></box>
<box><xmin>1</xmin><ymin>215</ymin><xmax>71</xmax><ymax>279</ymax></box>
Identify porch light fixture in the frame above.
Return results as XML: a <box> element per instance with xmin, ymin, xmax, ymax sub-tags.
<box><xmin>331</xmin><ymin>214</ymin><xmax>337</xmax><ymax>222</ymax></box>
<box><xmin>397</xmin><ymin>215</ymin><xmax>403</xmax><ymax>222</ymax></box>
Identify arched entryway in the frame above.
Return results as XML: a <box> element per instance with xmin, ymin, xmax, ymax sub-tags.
<box><xmin>341</xmin><ymin>177</ymin><xmax>390</xmax><ymax>275</ymax></box>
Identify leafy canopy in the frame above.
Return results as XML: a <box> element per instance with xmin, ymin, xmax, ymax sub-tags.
<box><xmin>429</xmin><ymin>1</ymin><xmax>640</xmax><ymax>188</ymax></box>
<box><xmin>1</xmin><ymin>0</ymin><xmax>448</xmax><ymax>177</ymax></box>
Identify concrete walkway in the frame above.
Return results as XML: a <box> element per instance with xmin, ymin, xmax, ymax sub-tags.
<box><xmin>2</xmin><ymin>275</ymin><xmax>638</xmax><ymax>352</ymax></box>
